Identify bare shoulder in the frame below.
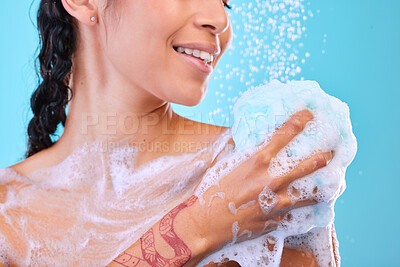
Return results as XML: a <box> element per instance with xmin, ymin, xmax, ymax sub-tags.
<box><xmin>7</xmin><ymin>156</ymin><xmax>40</xmax><ymax>178</ymax></box>
<box><xmin>192</xmin><ymin>120</ymin><xmax>235</xmax><ymax>147</ymax></box>
<box><xmin>7</xmin><ymin>148</ymin><xmax>59</xmax><ymax>178</ymax></box>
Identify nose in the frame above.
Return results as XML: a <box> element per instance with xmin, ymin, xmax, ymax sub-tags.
<box><xmin>193</xmin><ymin>0</ymin><xmax>230</xmax><ymax>35</ymax></box>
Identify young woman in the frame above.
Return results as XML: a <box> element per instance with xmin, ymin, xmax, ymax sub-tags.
<box><xmin>0</xmin><ymin>0</ymin><xmax>338</xmax><ymax>265</ymax></box>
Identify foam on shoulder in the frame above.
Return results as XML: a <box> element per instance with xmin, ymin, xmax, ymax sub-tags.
<box><xmin>0</xmin><ymin>128</ymin><xmax>232</xmax><ymax>266</ymax></box>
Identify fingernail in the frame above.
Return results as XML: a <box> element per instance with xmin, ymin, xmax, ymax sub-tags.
<box><xmin>326</xmin><ymin>151</ymin><xmax>334</xmax><ymax>165</ymax></box>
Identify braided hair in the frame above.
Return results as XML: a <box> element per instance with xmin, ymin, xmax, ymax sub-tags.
<box><xmin>26</xmin><ymin>0</ymin><xmax>77</xmax><ymax>158</ymax></box>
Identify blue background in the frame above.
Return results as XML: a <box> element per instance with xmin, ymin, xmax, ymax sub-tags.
<box><xmin>1</xmin><ymin>1</ymin><xmax>399</xmax><ymax>266</ymax></box>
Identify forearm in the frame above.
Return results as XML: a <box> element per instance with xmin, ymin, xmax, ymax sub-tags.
<box><xmin>108</xmin><ymin>196</ymin><xmax>213</xmax><ymax>267</ymax></box>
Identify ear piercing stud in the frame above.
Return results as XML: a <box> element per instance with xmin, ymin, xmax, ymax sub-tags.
<box><xmin>90</xmin><ymin>16</ymin><xmax>96</xmax><ymax>22</ymax></box>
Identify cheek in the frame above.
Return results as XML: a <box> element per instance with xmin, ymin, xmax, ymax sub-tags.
<box><xmin>103</xmin><ymin>3</ymin><xmax>173</xmax><ymax>84</ymax></box>
<box><xmin>100</xmin><ymin>0</ymin><xmax>210</xmax><ymax>105</ymax></box>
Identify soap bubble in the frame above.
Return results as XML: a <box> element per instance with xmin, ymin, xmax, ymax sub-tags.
<box><xmin>209</xmin><ymin>0</ymin><xmax>314</xmax><ymax>125</ymax></box>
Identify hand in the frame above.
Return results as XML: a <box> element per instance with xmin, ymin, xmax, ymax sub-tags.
<box><xmin>191</xmin><ymin>109</ymin><xmax>334</xmax><ymax>251</ymax></box>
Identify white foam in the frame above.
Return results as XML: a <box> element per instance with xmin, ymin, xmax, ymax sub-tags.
<box><xmin>208</xmin><ymin>192</ymin><xmax>226</xmax><ymax>208</ymax></box>
<box><xmin>259</xmin><ymin>186</ymin><xmax>278</xmax><ymax>216</ymax></box>
<box><xmin>0</xmin><ymin>130</ymin><xmax>232</xmax><ymax>266</ymax></box>
<box><xmin>228</xmin><ymin>200</ymin><xmax>257</xmax><ymax>215</ymax></box>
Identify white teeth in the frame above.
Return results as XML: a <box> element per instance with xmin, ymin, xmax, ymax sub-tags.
<box><xmin>184</xmin><ymin>48</ymin><xmax>193</xmax><ymax>54</ymax></box>
<box><xmin>193</xmin><ymin>49</ymin><xmax>201</xmax><ymax>57</ymax></box>
<box><xmin>175</xmin><ymin>46</ymin><xmax>214</xmax><ymax>64</ymax></box>
<box><xmin>200</xmin><ymin>51</ymin><xmax>211</xmax><ymax>61</ymax></box>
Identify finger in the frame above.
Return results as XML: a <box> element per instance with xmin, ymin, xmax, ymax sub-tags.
<box><xmin>273</xmin><ymin>192</ymin><xmax>317</xmax><ymax>215</ymax></box>
<box><xmin>292</xmin><ymin>197</ymin><xmax>318</xmax><ymax>210</ymax></box>
<box><xmin>271</xmin><ymin>151</ymin><xmax>334</xmax><ymax>191</ymax></box>
<box><xmin>258</xmin><ymin>109</ymin><xmax>314</xmax><ymax>161</ymax></box>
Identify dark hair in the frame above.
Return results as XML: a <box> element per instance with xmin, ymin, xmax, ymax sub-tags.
<box><xmin>26</xmin><ymin>0</ymin><xmax>77</xmax><ymax>158</ymax></box>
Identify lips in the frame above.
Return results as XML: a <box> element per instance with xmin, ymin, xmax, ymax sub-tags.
<box><xmin>173</xmin><ymin>46</ymin><xmax>214</xmax><ymax>75</ymax></box>
<box><xmin>174</xmin><ymin>47</ymin><xmax>213</xmax><ymax>64</ymax></box>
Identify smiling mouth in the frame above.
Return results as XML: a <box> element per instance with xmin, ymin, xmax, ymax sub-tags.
<box><xmin>173</xmin><ymin>46</ymin><xmax>214</xmax><ymax>65</ymax></box>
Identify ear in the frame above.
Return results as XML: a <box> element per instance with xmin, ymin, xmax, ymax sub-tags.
<box><xmin>61</xmin><ymin>0</ymin><xmax>99</xmax><ymax>26</ymax></box>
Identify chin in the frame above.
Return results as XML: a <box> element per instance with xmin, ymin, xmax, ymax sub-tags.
<box><xmin>174</xmin><ymin>95</ymin><xmax>203</xmax><ymax>107</ymax></box>
<box><xmin>172</xmin><ymin>88</ymin><xmax>206</xmax><ymax>107</ymax></box>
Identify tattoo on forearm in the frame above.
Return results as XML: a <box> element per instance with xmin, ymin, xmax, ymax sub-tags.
<box><xmin>113</xmin><ymin>252</ymin><xmax>144</xmax><ymax>267</ymax></box>
<box><xmin>113</xmin><ymin>195</ymin><xmax>198</xmax><ymax>267</ymax></box>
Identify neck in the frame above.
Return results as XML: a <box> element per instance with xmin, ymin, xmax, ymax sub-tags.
<box><xmin>52</xmin><ymin>49</ymin><xmax>182</xmax><ymax>158</ymax></box>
